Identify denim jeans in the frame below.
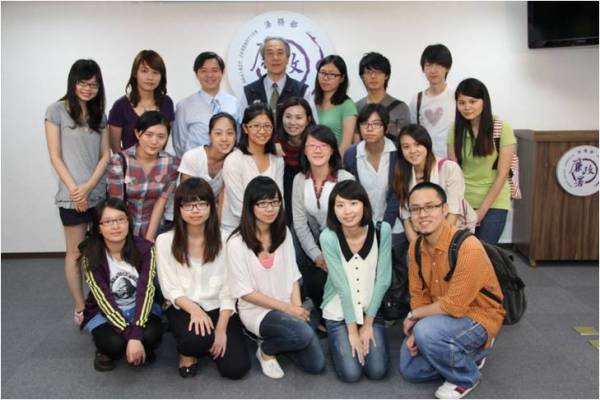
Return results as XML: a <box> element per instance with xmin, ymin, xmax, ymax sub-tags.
<box><xmin>325</xmin><ymin>315</ymin><xmax>389</xmax><ymax>383</ymax></box>
<box><xmin>259</xmin><ymin>310</ymin><xmax>326</xmax><ymax>374</ymax></box>
<box><xmin>399</xmin><ymin>315</ymin><xmax>490</xmax><ymax>388</ymax></box>
<box><xmin>475</xmin><ymin>208</ymin><xmax>508</xmax><ymax>245</ymax></box>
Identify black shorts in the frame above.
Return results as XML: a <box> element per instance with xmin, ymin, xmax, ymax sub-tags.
<box><xmin>59</xmin><ymin>207</ymin><xmax>95</xmax><ymax>226</ymax></box>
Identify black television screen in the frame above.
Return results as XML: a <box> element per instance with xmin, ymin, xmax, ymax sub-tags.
<box><xmin>528</xmin><ymin>1</ymin><xmax>599</xmax><ymax>48</ymax></box>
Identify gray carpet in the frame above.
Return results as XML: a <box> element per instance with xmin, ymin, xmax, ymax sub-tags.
<box><xmin>1</xmin><ymin>251</ymin><xmax>598</xmax><ymax>398</ymax></box>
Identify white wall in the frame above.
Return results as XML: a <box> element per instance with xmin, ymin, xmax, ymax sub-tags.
<box><xmin>2</xmin><ymin>1</ymin><xmax>598</xmax><ymax>252</ymax></box>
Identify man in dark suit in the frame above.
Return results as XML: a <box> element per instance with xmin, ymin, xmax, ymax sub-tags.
<box><xmin>241</xmin><ymin>36</ymin><xmax>312</xmax><ymax>117</ymax></box>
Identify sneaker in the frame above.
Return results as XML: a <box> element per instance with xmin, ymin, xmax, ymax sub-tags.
<box><xmin>256</xmin><ymin>346</ymin><xmax>284</xmax><ymax>379</ymax></box>
<box><xmin>475</xmin><ymin>357</ymin><xmax>487</xmax><ymax>370</ymax></box>
<box><xmin>435</xmin><ymin>380</ymin><xmax>479</xmax><ymax>399</ymax></box>
<box><xmin>476</xmin><ymin>338</ymin><xmax>495</xmax><ymax>370</ymax></box>
<box><xmin>93</xmin><ymin>352</ymin><xmax>115</xmax><ymax>372</ymax></box>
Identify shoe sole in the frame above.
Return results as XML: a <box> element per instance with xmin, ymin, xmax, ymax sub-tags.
<box><xmin>93</xmin><ymin>361</ymin><xmax>115</xmax><ymax>372</ymax></box>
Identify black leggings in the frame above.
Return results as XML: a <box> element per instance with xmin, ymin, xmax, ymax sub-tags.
<box><xmin>91</xmin><ymin>314</ymin><xmax>163</xmax><ymax>360</ymax></box>
<box><xmin>166</xmin><ymin>307</ymin><xmax>250</xmax><ymax>380</ymax></box>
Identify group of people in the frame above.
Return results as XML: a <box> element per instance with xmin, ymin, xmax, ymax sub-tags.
<box><xmin>44</xmin><ymin>36</ymin><xmax>514</xmax><ymax>399</ymax></box>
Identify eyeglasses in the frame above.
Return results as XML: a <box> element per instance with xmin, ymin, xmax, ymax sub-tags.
<box><xmin>359</xmin><ymin>121</ymin><xmax>385</xmax><ymax>130</ymax></box>
<box><xmin>304</xmin><ymin>143</ymin><xmax>330</xmax><ymax>152</ymax></box>
<box><xmin>409</xmin><ymin>203</ymin><xmax>443</xmax><ymax>216</ymax></box>
<box><xmin>362</xmin><ymin>69</ymin><xmax>385</xmax><ymax>77</ymax></box>
<box><xmin>255</xmin><ymin>199</ymin><xmax>282</xmax><ymax>209</ymax></box>
<box><xmin>318</xmin><ymin>71</ymin><xmax>342</xmax><ymax>80</ymax></box>
<box><xmin>99</xmin><ymin>217</ymin><xmax>128</xmax><ymax>226</ymax></box>
<box><xmin>246</xmin><ymin>123</ymin><xmax>273</xmax><ymax>132</ymax></box>
<box><xmin>181</xmin><ymin>201</ymin><xmax>209</xmax><ymax>212</ymax></box>
<box><xmin>76</xmin><ymin>80</ymin><xmax>100</xmax><ymax>90</ymax></box>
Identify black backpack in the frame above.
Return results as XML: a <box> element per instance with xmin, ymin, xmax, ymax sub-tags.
<box><xmin>414</xmin><ymin>229</ymin><xmax>526</xmax><ymax>325</ymax></box>
<box><xmin>375</xmin><ymin>222</ymin><xmax>411</xmax><ymax>321</ymax></box>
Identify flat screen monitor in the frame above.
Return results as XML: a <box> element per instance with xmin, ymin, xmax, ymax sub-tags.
<box><xmin>528</xmin><ymin>1</ymin><xmax>599</xmax><ymax>48</ymax></box>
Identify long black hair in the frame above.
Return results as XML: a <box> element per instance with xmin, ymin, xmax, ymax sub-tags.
<box><xmin>275</xmin><ymin>97</ymin><xmax>315</xmax><ymax>144</ymax></box>
<box><xmin>393</xmin><ymin>124</ymin><xmax>436</xmax><ymax>209</ymax></box>
<box><xmin>239</xmin><ymin>102</ymin><xmax>277</xmax><ymax>155</ymax></box>
<box><xmin>453</xmin><ymin>78</ymin><xmax>494</xmax><ymax>166</ymax></box>
<box><xmin>126</xmin><ymin>50</ymin><xmax>167</xmax><ymax>108</ymax></box>
<box><xmin>229</xmin><ymin>176</ymin><xmax>286</xmax><ymax>255</ymax></box>
<box><xmin>172</xmin><ymin>178</ymin><xmax>221</xmax><ymax>266</ymax></box>
<box><xmin>60</xmin><ymin>59</ymin><xmax>106</xmax><ymax>133</ymax></box>
<box><xmin>314</xmin><ymin>55</ymin><xmax>350</xmax><ymax>106</ymax></box>
<box><xmin>78</xmin><ymin>198</ymin><xmax>140</xmax><ymax>271</ymax></box>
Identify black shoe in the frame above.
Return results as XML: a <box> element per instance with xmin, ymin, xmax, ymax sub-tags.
<box><xmin>94</xmin><ymin>352</ymin><xmax>115</xmax><ymax>372</ymax></box>
<box><xmin>144</xmin><ymin>349</ymin><xmax>156</xmax><ymax>366</ymax></box>
<box><xmin>179</xmin><ymin>363</ymin><xmax>198</xmax><ymax>378</ymax></box>
<box><xmin>316</xmin><ymin>321</ymin><xmax>328</xmax><ymax>339</ymax></box>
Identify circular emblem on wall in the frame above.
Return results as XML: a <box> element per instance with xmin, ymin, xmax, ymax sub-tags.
<box><xmin>226</xmin><ymin>11</ymin><xmax>334</xmax><ymax>99</ymax></box>
<box><xmin>556</xmin><ymin>145</ymin><xmax>599</xmax><ymax>196</ymax></box>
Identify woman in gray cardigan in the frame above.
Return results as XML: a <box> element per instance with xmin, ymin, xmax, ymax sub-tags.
<box><xmin>291</xmin><ymin>125</ymin><xmax>354</xmax><ymax>333</ymax></box>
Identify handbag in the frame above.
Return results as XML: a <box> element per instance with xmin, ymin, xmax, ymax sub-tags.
<box><xmin>492</xmin><ymin>119</ymin><xmax>522</xmax><ymax>200</ymax></box>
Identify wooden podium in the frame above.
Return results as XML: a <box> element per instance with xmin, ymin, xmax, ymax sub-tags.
<box><xmin>512</xmin><ymin>130</ymin><xmax>599</xmax><ymax>266</ymax></box>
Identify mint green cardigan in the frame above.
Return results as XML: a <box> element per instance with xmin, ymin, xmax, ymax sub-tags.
<box><xmin>319</xmin><ymin>222</ymin><xmax>392</xmax><ymax>324</ymax></box>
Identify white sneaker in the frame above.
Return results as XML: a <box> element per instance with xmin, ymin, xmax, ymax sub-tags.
<box><xmin>256</xmin><ymin>347</ymin><xmax>284</xmax><ymax>379</ymax></box>
<box><xmin>435</xmin><ymin>380</ymin><xmax>479</xmax><ymax>399</ymax></box>
<box><xmin>476</xmin><ymin>357</ymin><xmax>487</xmax><ymax>370</ymax></box>
<box><xmin>476</xmin><ymin>338</ymin><xmax>495</xmax><ymax>370</ymax></box>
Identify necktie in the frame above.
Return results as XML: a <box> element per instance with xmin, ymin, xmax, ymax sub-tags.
<box><xmin>210</xmin><ymin>98</ymin><xmax>220</xmax><ymax>114</ymax></box>
<box><xmin>269</xmin><ymin>83</ymin><xmax>279</xmax><ymax>115</ymax></box>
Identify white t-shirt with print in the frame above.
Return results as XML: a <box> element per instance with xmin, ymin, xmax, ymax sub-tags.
<box><xmin>409</xmin><ymin>85</ymin><xmax>455</xmax><ymax>158</ymax></box>
<box><xmin>107</xmin><ymin>252</ymin><xmax>139</xmax><ymax>310</ymax></box>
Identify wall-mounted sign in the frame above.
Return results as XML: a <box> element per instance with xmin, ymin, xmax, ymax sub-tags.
<box><xmin>227</xmin><ymin>11</ymin><xmax>334</xmax><ymax>98</ymax></box>
<box><xmin>556</xmin><ymin>145</ymin><xmax>599</xmax><ymax>196</ymax></box>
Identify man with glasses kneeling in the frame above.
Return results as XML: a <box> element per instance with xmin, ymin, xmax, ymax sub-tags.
<box><xmin>399</xmin><ymin>182</ymin><xmax>504</xmax><ymax>399</ymax></box>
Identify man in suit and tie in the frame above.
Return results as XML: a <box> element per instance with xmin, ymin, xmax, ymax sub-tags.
<box><xmin>241</xmin><ymin>36</ymin><xmax>314</xmax><ymax>119</ymax></box>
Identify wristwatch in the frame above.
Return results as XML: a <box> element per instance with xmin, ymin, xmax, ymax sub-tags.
<box><xmin>406</xmin><ymin>311</ymin><xmax>416</xmax><ymax>321</ymax></box>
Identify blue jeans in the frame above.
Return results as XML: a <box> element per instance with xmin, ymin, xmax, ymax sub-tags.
<box><xmin>475</xmin><ymin>208</ymin><xmax>508</xmax><ymax>245</ymax></box>
<box><xmin>399</xmin><ymin>315</ymin><xmax>490</xmax><ymax>388</ymax></box>
<box><xmin>259</xmin><ymin>310</ymin><xmax>325</xmax><ymax>374</ymax></box>
<box><xmin>326</xmin><ymin>315</ymin><xmax>389</xmax><ymax>383</ymax></box>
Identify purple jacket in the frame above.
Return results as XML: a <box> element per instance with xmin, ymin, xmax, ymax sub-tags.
<box><xmin>80</xmin><ymin>237</ymin><xmax>156</xmax><ymax>341</ymax></box>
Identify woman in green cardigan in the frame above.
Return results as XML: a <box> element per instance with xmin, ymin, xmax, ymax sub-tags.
<box><xmin>319</xmin><ymin>180</ymin><xmax>392</xmax><ymax>383</ymax></box>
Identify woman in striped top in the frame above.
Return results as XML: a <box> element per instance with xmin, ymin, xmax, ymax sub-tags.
<box><xmin>78</xmin><ymin>198</ymin><xmax>162</xmax><ymax>372</ymax></box>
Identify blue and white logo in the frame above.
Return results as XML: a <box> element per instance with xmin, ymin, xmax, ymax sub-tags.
<box><xmin>556</xmin><ymin>145</ymin><xmax>599</xmax><ymax>196</ymax></box>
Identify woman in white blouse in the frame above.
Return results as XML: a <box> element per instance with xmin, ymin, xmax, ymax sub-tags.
<box><xmin>221</xmin><ymin>103</ymin><xmax>284</xmax><ymax>233</ymax></box>
<box><xmin>178</xmin><ymin>112</ymin><xmax>237</xmax><ymax>198</ymax></box>
<box><xmin>291</xmin><ymin>124</ymin><xmax>354</xmax><ymax>333</ymax></box>
<box><xmin>393</xmin><ymin>124</ymin><xmax>476</xmax><ymax>243</ymax></box>
<box><xmin>227</xmin><ymin>176</ymin><xmax>325</xmax><ymax>379</ymax></box>
<box><xmin>156</xmin><ymin>178</ymin><xmax>250</xmax><ymax>379</ymax></box>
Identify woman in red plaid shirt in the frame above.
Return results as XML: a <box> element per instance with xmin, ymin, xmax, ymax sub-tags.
<box><xmin>107</xmin><ymin>111</ymin><xmax>179</xmax><ymax>241</ymax></box>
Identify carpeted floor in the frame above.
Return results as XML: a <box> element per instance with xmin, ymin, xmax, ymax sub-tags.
<box><xmin>1</xmin><ymin>251</ymin><xmax>598</xmax><ymax>398</ymax></box>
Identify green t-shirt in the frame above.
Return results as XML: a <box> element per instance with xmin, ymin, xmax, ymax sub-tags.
<box><xmin>317</xmin><ymin>98</ymin><xmax>358</xmax><ymax>145</ymax></box>
<box><xmin>447</xmin><ymin>119</ymin><xmax>516</xmax><ymax>210</ymax></box>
